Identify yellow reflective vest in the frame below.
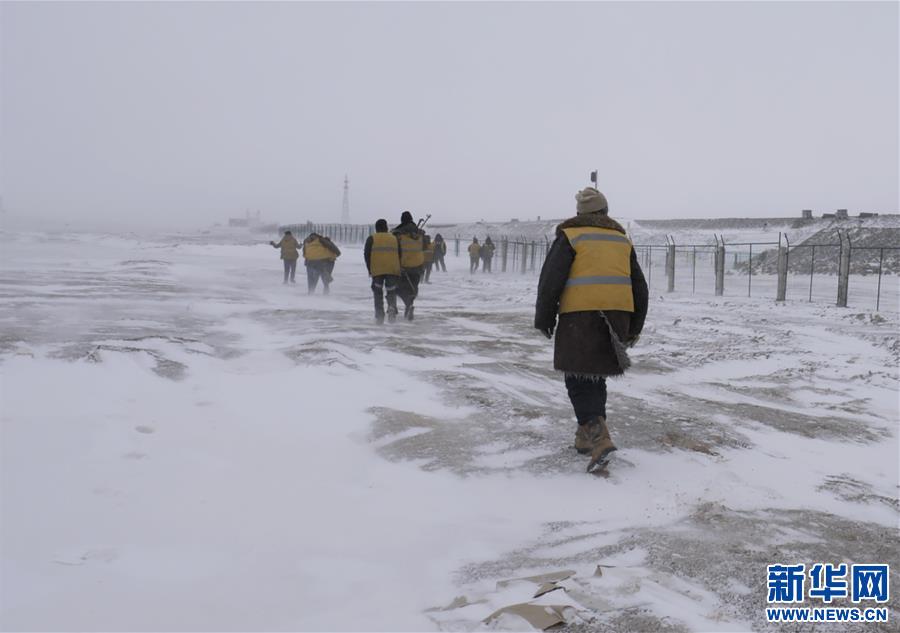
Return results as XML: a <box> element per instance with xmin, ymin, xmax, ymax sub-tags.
<box><xmin>559</xmin><ymin>227</ymin><xmax>634</xmax><ymax>313</ymax></box>
<box><xmin>370</xmin><ymin>233</ymin><xmax>401</xmax><ymax>276</ymax></box>
<box><xmin>423</xmin><ymin>242</ymin><xmax>435</xmax><ymax>264</ymax></box>
<box><xmin>398</xmin><ymin>233</ymin><xmax>424</xmax><ymax>269</ymax></box>
<box><xmin>304</xmin><ymin>238</ymin><xmax>336</xmax><ymax>262</ymax></box>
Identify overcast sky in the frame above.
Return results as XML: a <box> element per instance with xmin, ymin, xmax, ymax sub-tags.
<box><xmin>1</xmin><ymin>1</ymin><xmax>897</xmax><ymax>229</ymax></box>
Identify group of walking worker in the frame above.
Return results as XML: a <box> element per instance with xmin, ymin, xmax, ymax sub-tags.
<box><xmin>270</xmin><ymin>231</ymin><xmax>341</xmax><ymax>293</ymax></box>
<box><xmin>467</xmin><ymin>236</ymin><xmax>495</xmax><ymax>273</ymax></box>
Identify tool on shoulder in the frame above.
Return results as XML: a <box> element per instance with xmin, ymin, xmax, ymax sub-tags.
<box><xmin>416</xmin><ymin>214</ymin><xmax>432</xmax><ymax>230</ymax></box>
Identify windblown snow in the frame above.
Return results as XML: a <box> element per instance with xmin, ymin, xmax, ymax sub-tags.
<box><xmin>1</xmin><ymin>229</ymin><xmax>897</xmax><ymax>632</ymax></box>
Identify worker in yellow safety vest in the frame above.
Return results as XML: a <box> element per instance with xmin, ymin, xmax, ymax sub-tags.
<box><xmin>391</xmin><ymin>211</ymin><xmax>425</xmax><ymax>321</ymax></box>
<box><xmin>422</xmin><ymin>234</ymin><xmax>435</xmax><ymax>284</ymax></box>
<box><xmin>303</xmin><ymin>233</ymin><xmax>341</xmax><ymax>295</ymax></box>
<box><xmin>364</xmin><ymin>219</ymin><xmax>402</xmax><ymax>323</ymax></box>
<box><xmin>269</xmin><ymin>230</ymin><xmax>301</xmax><ymax>284</ymax></box>
<box><xmin>534</xmin><ymin>186</ymin><xmax>648</xmax><ymax>474</ymax></box>
<box><xmin>468</xmin><ymin>238</ymin><xmax>481</xmax><ymax>274</ymax></box>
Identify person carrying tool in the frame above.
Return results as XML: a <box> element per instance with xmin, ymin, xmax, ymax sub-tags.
<box><xmin>392</xmin><ymin>211</ymin><xmax>425</xmax><ymax>320</ymax></box>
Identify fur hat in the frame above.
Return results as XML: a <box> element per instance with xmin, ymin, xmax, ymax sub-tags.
<box><xmin>575</xmin><ymin>187</ymin><xmax>608</xmax><ymax>215</ymax></box>
<box><xmin>400</xmin><ymin>211</ymin><xmax>413</xmax><ymax>224</ymax></box>
<box><xmin>375</xmin><ymin>219</ymin><xmax>388</xmax><ymax>232</ymax></box>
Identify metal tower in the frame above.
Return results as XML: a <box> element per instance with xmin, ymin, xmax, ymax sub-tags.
<box><xmin>341</xmin><ymin>175</ymin><xmax>350</xmax><ymax>223</ymax></box>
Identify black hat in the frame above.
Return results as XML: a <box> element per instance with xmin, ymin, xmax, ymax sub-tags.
<box><xmin>375</xmin><ymin>219</ymin><xmax>388</xmax><ymax>231</ymax></box>
<box><xmin>401</xmin><ymin>211</ymin><xmax>413</xmax><ymax>224</ymax></box>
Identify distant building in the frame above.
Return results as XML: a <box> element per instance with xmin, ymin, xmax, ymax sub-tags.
<box><xmin>228</xmin><ymin>210</ymin><xmax>263</xmax><ymax>228</ymax></box>
<box><xmin>835</xmin><ymin>209</ymin><xmax>849</xmax><ymax>219</ymax></box>
<box><xmin>859</xmin><ymin>212</ymin><xmax>879</xmax><ymax>218</ymax></box>
<box><xmin>801</xmin><ymin>209</ymin><xmax>813</xmax><ymax>220</ymax></box>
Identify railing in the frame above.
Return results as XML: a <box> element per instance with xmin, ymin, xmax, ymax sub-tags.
<box><xmin>278</xmin><ymin>222</ymin><xmax>374</xmax><ymax>244</ymax></box>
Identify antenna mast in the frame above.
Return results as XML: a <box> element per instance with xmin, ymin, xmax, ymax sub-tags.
<box><xmin>341</xmin><ymin>175</ymin><xmax>350</xmax><ymax>223</ymax></box>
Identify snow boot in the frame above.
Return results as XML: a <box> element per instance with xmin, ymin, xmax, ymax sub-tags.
<box><xmin>586</xmin><ymin>416</ymin><xmax>617</xmax><ymax>472</ymax></box>
<box><xmin>404</xmin><ymin>305</ymin><xmax>415</xmax><ymax>321</ymax></box>
<box><xmin>574</xmin><ymin>423</ymin><xmax>594</xmax><ymax>454</ymax></box>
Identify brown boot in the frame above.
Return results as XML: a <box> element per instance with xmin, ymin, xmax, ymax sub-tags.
<box><xmin>586</xmin><ymin>416</ymin><xmax>617</xmax><ymax>472</ymax></box>
<box><xmin>574</xmin><ymin>423</ymin><xmax>594</xmax><ymax>454</ymax></box>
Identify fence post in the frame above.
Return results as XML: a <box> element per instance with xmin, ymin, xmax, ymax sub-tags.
<box><xmin>836</xmin><ymin>232</ymin><xmax>850</xmax><ymax>307</ymax></box>
<box><xmin>747</xmin><ymin>243</ymin><xmax>754</xmax><ymax>297</ymax></box>
<box><xmin>715</xmin><ymin>238</ymin><xmax>725</xmax><ymax>296</ymax></box>
<box><xmin>501</xmin><ymin>239</ymin><xmax>508</xmax><ymax>272</ymax></box>
<box><xmin>691</xmin><ymin>246</ymin><xmax>697</xmax><ymax>294</ymax></box>
<box><xmin>666</xmin><ymin>238</ymin><xmax>676</xmax><ymax>292</ymax></box>
<box><xmin>776</xmin><ymin>234</ymin><xmax>788</xmax><ymax>302</ymax></box>
<box><xmin>455</xmin><ymin>237</ymin><xmax>460</xmax><ymax>257</ymax></box>
<box><xmin>875</xmin><ymin>248</ymin><xmax>884</xmax><ymax>312</ymax></box>
<box><xmin>520</xmin><ymin>242</ymin><xmax>528</xmax><ymax>274</ymax></box>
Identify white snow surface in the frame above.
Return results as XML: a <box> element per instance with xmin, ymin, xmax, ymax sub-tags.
<box><xmin>1</xmin><ymin>229</ymin><xmax>897</xmax><ymax>631</ymax></box>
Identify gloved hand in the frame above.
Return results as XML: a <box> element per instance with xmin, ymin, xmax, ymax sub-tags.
<box><xmin>539</xmin><ymin>325</ymin><xmax>554</xmax><ymax>339</ymax></box>
<box><xmin>626</xmin><ymin>334</ymin><xmax>640</xmax><ymax>348</ymax></box>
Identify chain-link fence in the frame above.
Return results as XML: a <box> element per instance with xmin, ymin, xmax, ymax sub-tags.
<box><xmin>632</xmin><ymin>233</ymin><xmax>897</xmax><ymax>311</ymax></box>
<box><xmin>277</xmin><ymin>224</ymin><xmax>897</xmax><ymax>311</ymax></box>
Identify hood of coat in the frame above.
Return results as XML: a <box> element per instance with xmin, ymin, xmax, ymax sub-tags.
<box><xmin>392</xmin><ymin>222</ymin><xmax>421</xmax><ymax>237</ymax></box>
<box><xmin>556</xmin><ymin>213</ymin><xmax>627</xmax><ymax>236</ymax></box>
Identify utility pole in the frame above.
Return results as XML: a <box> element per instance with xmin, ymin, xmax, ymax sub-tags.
<box><xmin>341</xmin><ymin>175</ymin><xmax>350</xmax><ymax>223</ymax></box>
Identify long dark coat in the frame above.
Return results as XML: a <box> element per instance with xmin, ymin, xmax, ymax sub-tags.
<box><xmin>534</xmin><ymin>213</ymin><xmax>649</xmax><ymax>378</ymax></box>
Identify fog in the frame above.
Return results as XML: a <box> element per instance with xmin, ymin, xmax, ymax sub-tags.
<box><xmin>1</xmin><ymin>1</ymin><xmax>897</xmax><ymax>230</ymax></box>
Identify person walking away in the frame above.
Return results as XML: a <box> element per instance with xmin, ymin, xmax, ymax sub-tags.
<box><xmin>423</xmin><ymin>234</ymin><xmax>435</xmax><ymax>284</ymax></box>
<box><xmin>364</xmin><ymin>219</ymin><xmax>401</xmax><ymax>323</ymax></box>
<box><xmin>468</xmin><ymin>238</ymin><xmax>481</xmax><ymax>274</ymax></box>
<box><xmin>481</xmin><ymin>236</ymin><xmax>496</xmax><ymax>273</ymax></box>
<box><xmin>270</xmin><ymin>230</ymin><xmax>301</xmax><ymax>283</ymax></box>
<box><xmin>433</xmin><ymin>233</ymin><xmax>448</xmax><ymax>272</ymax></box>
<box><xmin>303</xmin><ymin>233</ymin><xmax>341</xmax><ymax>294</ymax></box>
<box><xmin>392</xmin><ymin>211</ymin><xmax>425</xmax><ymax>320</ymax></box>
<box><xmin>534</xmin><ymin>187</ymin><xmax>648</xmax><ymax>473</ymax></box>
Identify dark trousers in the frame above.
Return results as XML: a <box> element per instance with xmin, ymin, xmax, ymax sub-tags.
<box><xmin>372</xmin><ymin>275</ymin><xmax>399</xmax><ymax>320</ymax></box>
<box><xmin>283</xmin><ymin>258</ymin><xmax>297</xmax><ymax>283</ymax></box>
<box><xmin>424</xmin><ymin>261</ymin><xmax>433</xmax><ymax>283</ymax></box>
<box><xmin>565</xmin><ymin>375</ymin><xmax>607</xmax><ymax>424</ymax></box>
<box><xmin>306</xmin><ymin>260</ymin><xmax>335</xmax><ymax>294</ymax></box>
<box><xmin>397</xmin><ymin>270</ymin><xmax>420</xmax><ymax>308</ymax></box>
<box><xmin>482</xmin><ymin>257</ymin><xmax>492</xmax><ymax>273</ymax></box>
<box><xmin>434</xmin><ymin>253</ymin><xmax>446</xmax><ymax>272</ymax></box>
<box><xmin>469</xmin><ymin>257</ymin><xmax>479</xmax><ymax>273</ymax></box>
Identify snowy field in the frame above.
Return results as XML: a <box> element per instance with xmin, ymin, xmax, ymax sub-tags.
<box><xmin>1</xmin><ymin>230</ymin><xmax>898</xmax><ymax>632</ymax></box>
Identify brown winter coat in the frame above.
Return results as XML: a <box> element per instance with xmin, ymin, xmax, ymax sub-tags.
<box><xmin>534</xmin><ymin>214</ymin><xmax>648</xmax><ymax>378</ymax></box>
<box><xmin>273</xmin><ymin>235</ymin><xmax>301</xmax><ymax>260</ymax></box>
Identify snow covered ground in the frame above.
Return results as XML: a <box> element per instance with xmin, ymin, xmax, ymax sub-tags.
<box><xmin>1</xmin><ymin>229</ymin><xmax>897</xmax><ymax>631</ymax></box>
